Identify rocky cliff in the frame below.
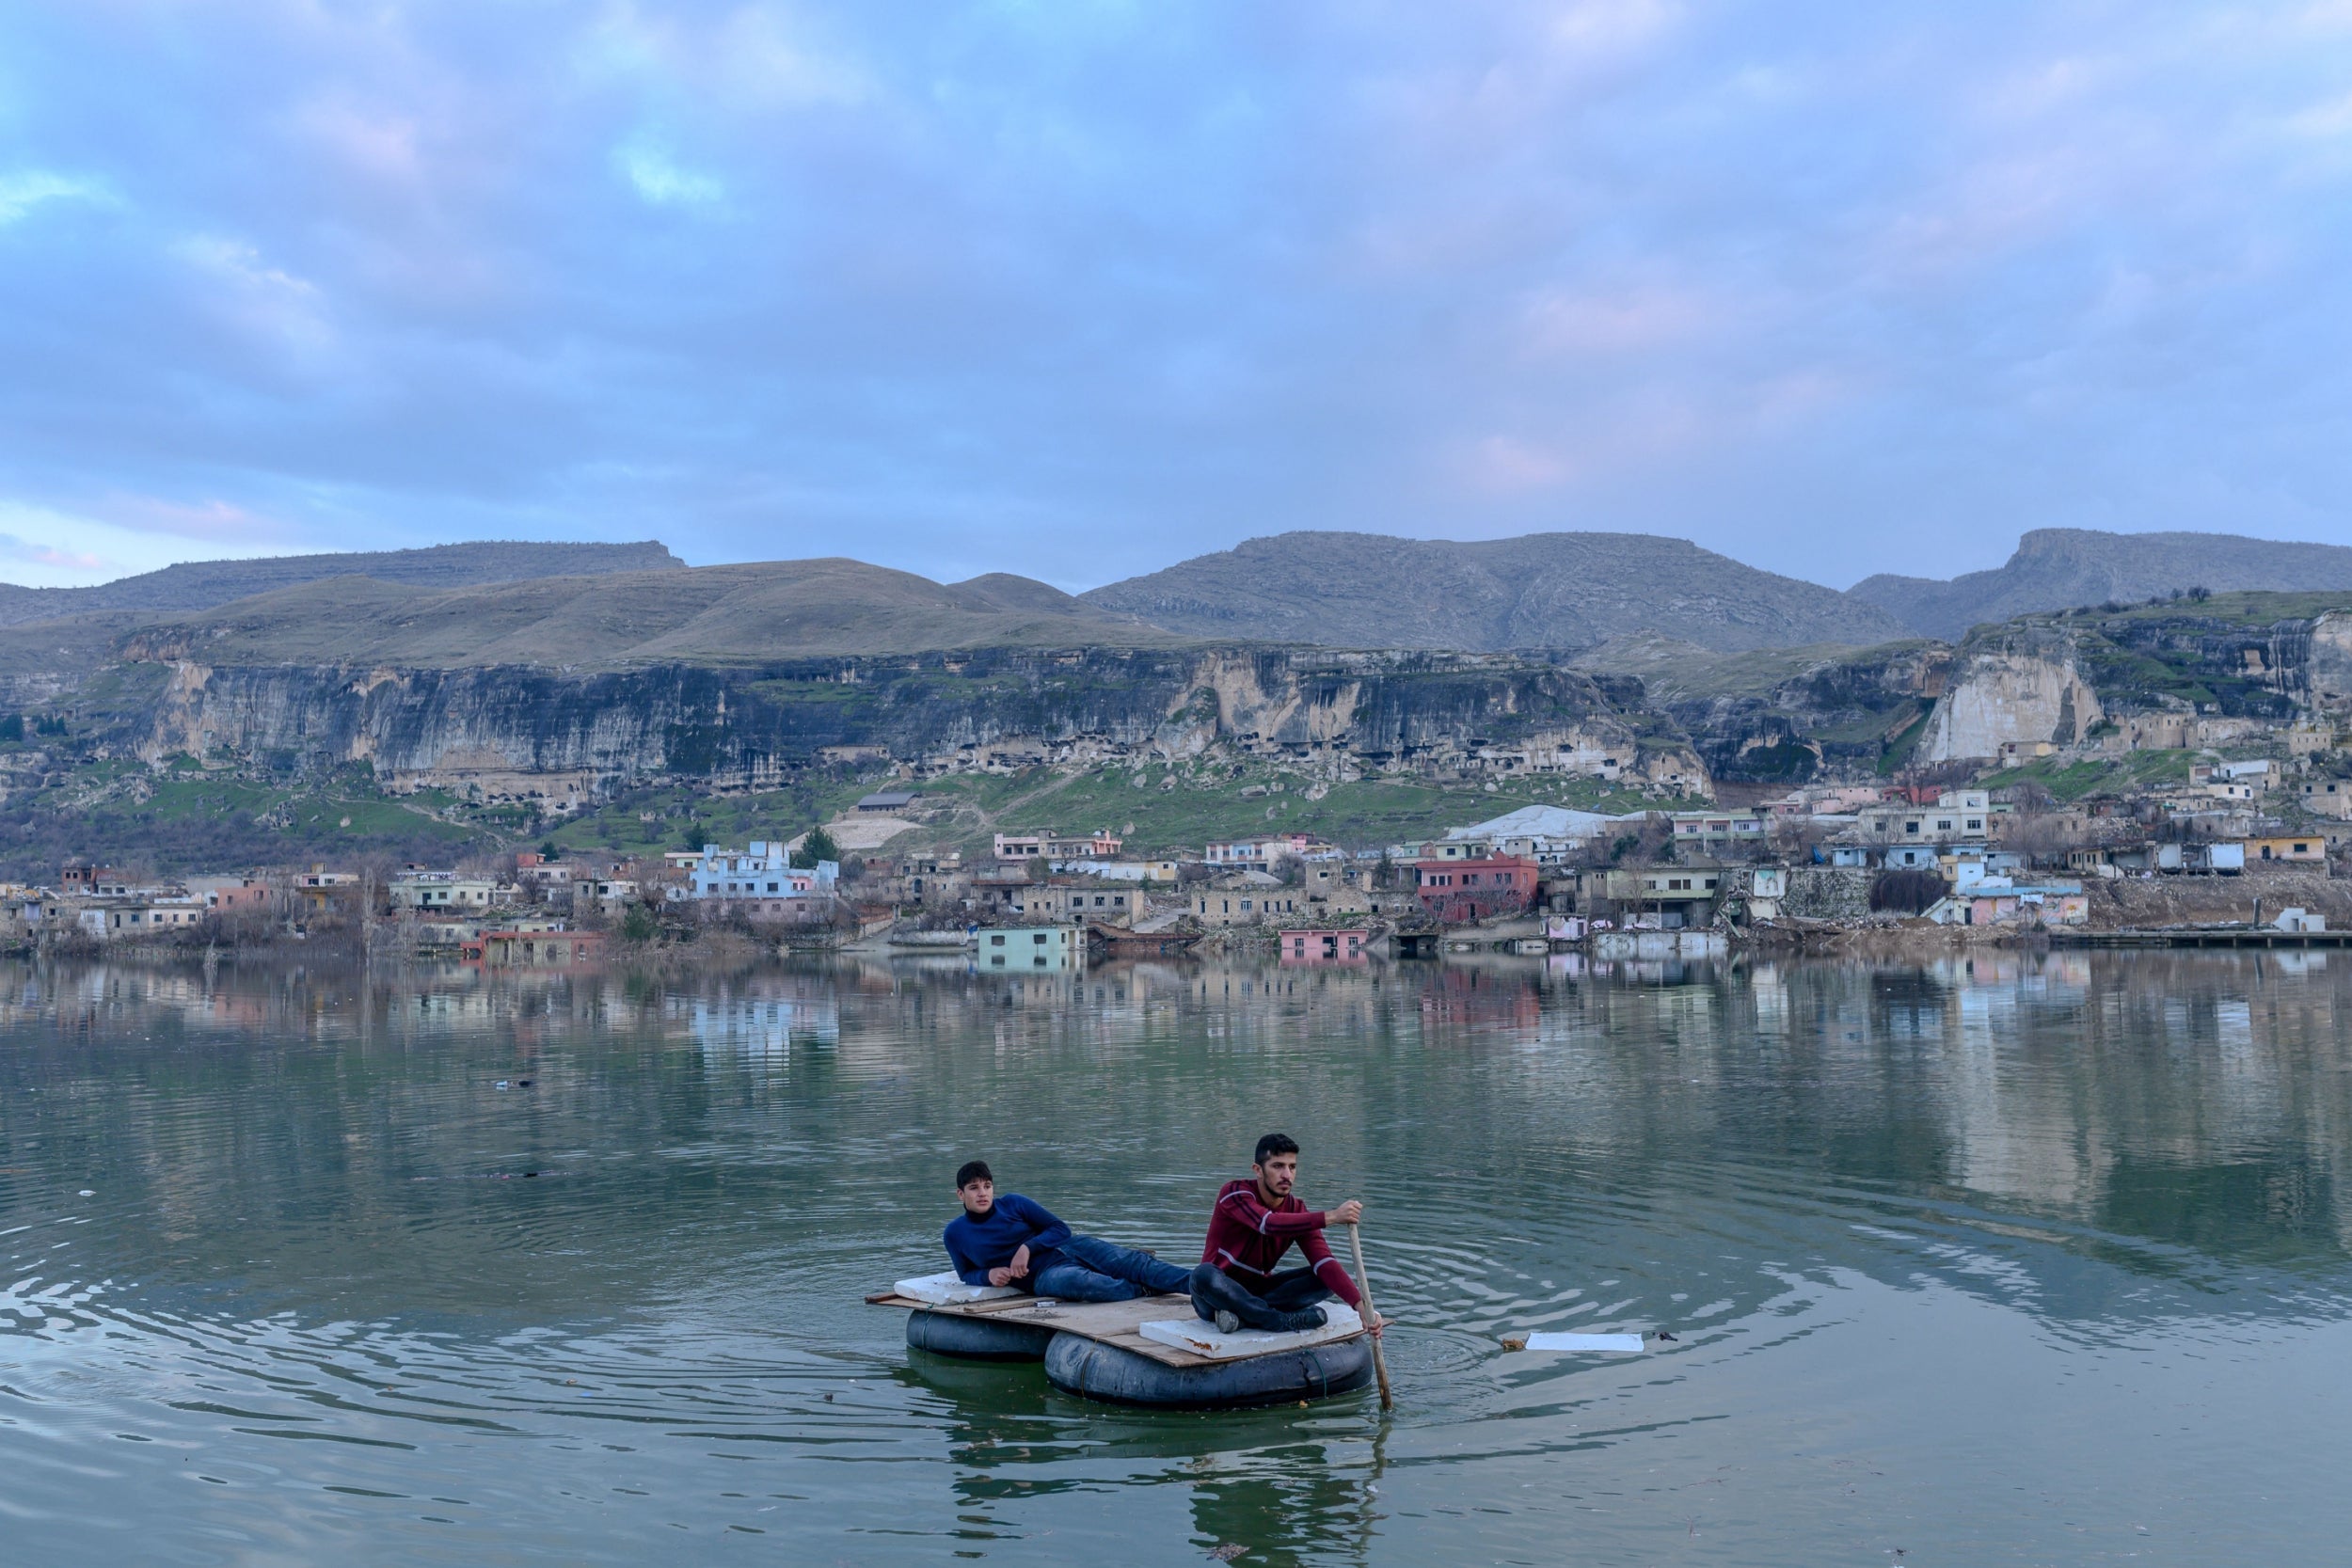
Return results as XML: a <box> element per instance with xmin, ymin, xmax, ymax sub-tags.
<box><xmin>1920</xmin><ymin>630</ymin><xmax>2106</xmax><ymax>762</ymax></box>
<box><xmin>61</xmin><ymin>647</ymin><xmax>1709</xmax><ymax>803</ymax></box>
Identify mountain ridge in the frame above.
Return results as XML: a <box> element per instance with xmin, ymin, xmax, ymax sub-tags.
<box><xmin>1081</xmin><ymin>530</ymin><xmax>1910</xmax><ymax>653</ymax></box>
<box><xmin>0</xmin><ymin>540</ymin><xmax>686</xmax><ymax>628</ymax></box>
<box><xmin>1850</xmin><ymin>528</ymin><xmax>2352</xmax><ymax>641</ymax></box>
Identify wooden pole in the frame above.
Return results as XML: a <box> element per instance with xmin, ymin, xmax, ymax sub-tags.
<box><xmin>1347</xmin><ymin>1224</ymin><xmax>1393</xmax><ymax>1411</ymax></box>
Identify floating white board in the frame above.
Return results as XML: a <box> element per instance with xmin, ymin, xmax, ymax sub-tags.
<box><xmin>1521</xmin><ymin>1331</ymin><xmax>1645</xmax><ymax>1354</ymax></box>
<box><xmin>894</xmin><ymin>1271</ymin><xmax>1022</xmax><ymax>1305</ymax></box>
<box><xmin>1137</xmin><ymin>1303</ymin><xmax>1364</xmax><ymax>1361</ymax></box>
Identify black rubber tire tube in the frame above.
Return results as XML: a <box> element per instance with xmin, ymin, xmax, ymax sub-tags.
<box><xmin>1041</xmin><ymin>1331</ymin><xmax>1374</xmax><ymax>1408</ymax></box>
<box><xmin>905</xmin><ymin>1308</ymin><xmax>1055</xmax><ymax>1361</ymax></box>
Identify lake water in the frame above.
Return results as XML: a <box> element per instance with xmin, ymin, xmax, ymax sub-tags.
<box><xmin>5</xmin><ymin>948</ymin><xmax>2352</xmax><ymax>1565</ymax></box>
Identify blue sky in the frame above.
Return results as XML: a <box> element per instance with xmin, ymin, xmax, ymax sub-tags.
<box><xmin>2</xmin><ymin>1</ymin><xmax>2350</xmax><ymax>594</ymax></box>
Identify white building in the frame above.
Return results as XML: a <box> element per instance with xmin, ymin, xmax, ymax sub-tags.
<box><xmin>674</xmin><ymin>843</ymin><xmax>838</xmax><ymax>907</ymax></box>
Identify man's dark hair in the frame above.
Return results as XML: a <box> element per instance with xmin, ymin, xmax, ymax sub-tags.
<box><xmin>1253</xmin><ymin>1132</ymin><xmax>1300</xmax><ymax>1166</ymax></box>
<box><xmin>955</xmin><ymin>1160</ymin><xmax>993</xmax><ymax>1188</ymax></box>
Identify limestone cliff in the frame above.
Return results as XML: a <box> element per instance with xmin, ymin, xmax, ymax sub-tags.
<box><xmin>70</xmin><ymin>648</ymin><xmax>1711</xmax><ymax>803</ymax></box>
<box><xmin>1920</xmin><ymin>631</ymin><xmax>2105</xmax><ymax>762</ymax></box>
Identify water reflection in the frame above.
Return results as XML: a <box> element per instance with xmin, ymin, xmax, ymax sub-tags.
<box><xmin>6</xmin><ymin>948</ymin><xmax>2352</xmax><ymax>1563</ymax></box>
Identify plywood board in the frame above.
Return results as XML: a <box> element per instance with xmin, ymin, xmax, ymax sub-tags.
<box><xmin>874</xmin><ymin>1291</ymin><xmax>1365</xmax><ymax>1370</ymax></box>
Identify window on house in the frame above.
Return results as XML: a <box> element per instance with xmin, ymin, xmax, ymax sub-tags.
<box><xmin>1906</xmin><ymin>822</ymin><xmax>1920</xmax><ymax>834</ymax></box>
<box><xmin>991</xmin><ymin>934</ymin><xmax>1005</xmax><ymax>946</ymax></box>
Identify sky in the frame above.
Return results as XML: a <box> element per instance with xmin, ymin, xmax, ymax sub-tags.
<box><xmin>2</xmin><ymin>1</ymin><xmax>2351</xmax><ymax>594</ymax></box>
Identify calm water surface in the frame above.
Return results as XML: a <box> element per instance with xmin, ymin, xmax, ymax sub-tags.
<box><xmin>5</xmin><ymin>949</ymin><xmax>2351</xmax><ymax>1565</ymax></box>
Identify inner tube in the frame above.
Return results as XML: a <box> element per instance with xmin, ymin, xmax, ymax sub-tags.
<box><xmin>1043</xmin><ymin>1332</ymin><xmax>1374</xmax><ymax>1409</ymax></box>
<box><xmin>905</xmin><ymin>1308</ymin><xmax>1055</xmax><ymax>1362</ymax></box>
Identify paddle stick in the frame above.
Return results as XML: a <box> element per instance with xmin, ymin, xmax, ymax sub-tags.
<box><xmin>1346</xmin><ymin>1224</ymin><xmax>1393</xmax><ymax>1411</ymax></box>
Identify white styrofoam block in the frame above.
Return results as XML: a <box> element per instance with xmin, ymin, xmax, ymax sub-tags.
<box><xmin>1138</xmin><ymin>1302</ymin><xmax>1365</xmax><ymax>1361</ymax></box>
<box><xmin>895</xmin><ymin>1271</ymin><xmax>1023</xmax><ymax>1305</ymax></box>
<box><xmin>1521</xmin><ymin>1331</ymin><xmax>1645</xmax><ymax>1354</ymax></box>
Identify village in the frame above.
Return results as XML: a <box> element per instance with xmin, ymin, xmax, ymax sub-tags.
<box><xmin>8</xmin><ymin>741</ymin><xmax>2350</xmax><ymax>970</ymax></box>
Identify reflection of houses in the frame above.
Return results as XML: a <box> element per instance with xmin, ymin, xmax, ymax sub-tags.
<box><xmin>676</xmin><ymin>994</ymin><xmax>842</xmax><ymax>1053</ymax></box>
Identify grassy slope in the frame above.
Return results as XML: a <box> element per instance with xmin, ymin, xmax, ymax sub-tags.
<box><xmin>548</xmin><ymin>760</ymin><xmax>1684</xmax><ymax>861</ymax></box>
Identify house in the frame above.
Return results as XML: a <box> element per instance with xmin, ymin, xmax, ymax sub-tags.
<box><xmin>977</xmin><ymin>927</ymin><xmax>1084</xmax><ymax>971</ymax></box>
<box><xmin>574</xmin><ymin>869</ymin><xmax>644</xmax><ymax>914</ymax></box>
<box><xmin>2301</xmin><ymin>779</ymin><xmax>2352</xmax><ymax>819</ymax></box>
<box><xmin>1205</xmin><ymin>833</ymin><xmax>1337</xmax><ymax>867</ymax></box>
<box><xmin>1924</xmin><ymin>879</ymin><xmax>2090</xmax><ymax>927</ymax></box>
<box><xmin>2275</xmin><ymin>908</ymin><xmax>2328</xmax><ymax>934</ymax></box>
<box><xmin>1416</xmin><ymin>837</ymin><xmax>1493</xmax><ymax>863</ymax></box>
<box><xmin>188</xmin><ymin>876</ymin><xmax>275</xmax><ymax>914</ymax></box>
<box><xmin>1007</xmin><ymin>882</ymin><xmax>1147</xmax><ymax>926</ymax></box>
<box><xmin>1850</xmin><ymin>790</ymin><xmax>1994</xmax><ymax>847</ymax></box>
<box><xmin>681</xmin><ymin>843</ymin><xmax>838</xmax><ymax>900</ymax></box>
<box><xmin>1574</xmin><ymin>865</ymin><xmax>1726</xmax><ymax>929</ymax></box>
<box><xmin>1667</xmin><ymin>810</ymin><xmax>1771</xmax><ymax>851</ymax></box>
<box><xmin>2246</xmin><ymin>835</ymin><xmax>2326</xmax><ymax>863</ymax></box>
<box><xmin>1192</xmin><ymin>872</ymin><xmax>1309</xmax><ymax>927</ymax></box>
<box><xmin>856</xmin><ymin>790</ymin><xmax>920</xmax><ymax>812</ymax></box>
<box><xmin>463</xmin><ymin>927</ymin><xmax>610</xmax><ymax>967</ymax></box>
<box><xmin>84</xmin><ymin>896</ymin><xmax>208</xmax><ymax>938</ymax></box>
<box><xmin>1415</xmin><ymin>854</ymin><xmax>1540</xmax><ymax>924</ymax></box>
<box><xmin>1052</xmin><ymin>858</ymin><xmax>1180</xmax><ymax>883</ymax></box>
<box><xmin>1299</xmin><ymin>862</ymin><xmax>1373</xmax><ymax>919</ymax></box>
<box><xmin>995</xmin><ymin>830</ymin><xmax>1122</xmax><ymax>861</ymax></box>
<box><xmin>1747</xmin><ymin>865</ymin><xmax>1789</xmax><ymax>920</ymax></box>
<box><xmin>389</xmin><ymin>871</ymin><xmax>503</xmax><ymax>911</ymax></box>
<box><xmin>61</xmin><ymin>864</ymin><xmax>142</xmax><ymax>897</ymax></box>
<box><xmin>1279</xmin><ymin>927</ymin><xmax>1368</xmax><ymax>964</ymax></box>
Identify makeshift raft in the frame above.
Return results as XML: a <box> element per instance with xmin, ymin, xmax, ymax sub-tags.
<box><xmin>871</xmin><ymin>1277</ymin><xmax>1374</xmax><ymax>1409</ymax></box>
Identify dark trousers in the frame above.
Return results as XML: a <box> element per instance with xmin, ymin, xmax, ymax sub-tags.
<box><xmin>1028</xmin><ymin>1235</ymin><xmax>1193</xmax><ymax>1303</ymax></box>
<box><xmin>1190</xmin><ymin>1261</ymin><xmax>1331</xmax><ymax>1329</ymax></box>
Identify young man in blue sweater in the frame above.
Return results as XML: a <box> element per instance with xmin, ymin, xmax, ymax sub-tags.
<box><xmin>944</xmin><ymin>1160</ymin><xmax>1191</xmax><ymax>1303</ymax></box>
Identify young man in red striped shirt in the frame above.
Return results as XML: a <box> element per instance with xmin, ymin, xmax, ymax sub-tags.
<box><xmin>1190</xmin><ymin>1132</ymin><xmax>1385</xmax><ymax>1337</ymax></box>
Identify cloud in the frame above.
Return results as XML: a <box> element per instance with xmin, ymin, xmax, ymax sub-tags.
<box><xmin>0</xmin><ymin>169</ymin><xmax>110</xmax><ymax>225</ymax></box>
<box><xmin>0</xmin><ymin>2</ymin><xmax>2346</xmax><ymax>596</ymax></box>
<box><xmin>613</xmin><ymin>138</ymin><xmax>724</xmax><ymax>208</ymax></box>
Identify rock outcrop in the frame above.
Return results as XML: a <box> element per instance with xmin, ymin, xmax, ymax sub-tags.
<box><xmin>71</xmin><ymin>648</ymin><xmax>1712</xmax><ymax>803</ymax></box>
<box><xmin>1920</xmin><ymin>631</ymin><xmax>2105</xmax><ymax>762</ymax></box>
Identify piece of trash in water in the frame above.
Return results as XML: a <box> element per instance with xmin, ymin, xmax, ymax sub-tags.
<box><xmin>1208</xmin><ymin>1545</ymin><xmax>1248</xmax><ymax>1562</ymax></box>
<box><xmin>516</xmin><ymin>1078</ymin><xmax>533</xmax><ymax>1087</ymax></box>
<box><xmin>1654</xmin><ymin>1330</ymin><xmax>1678</xmax><ymax>1342</ymax></box>
<box><xmin>1504</xmin><ymin>1332</ymin><xmax>1646</xmax><ymax>1354</ymax></box>
<box><xmin>78</xmin><ymin>1189</ymin><xmax>95</xmax><ymax>1197</ymax></box>
<box><xmin>495</xmin><ymin>1081</ymin><xmax>511</xmax><ymax>1090</ymax></box>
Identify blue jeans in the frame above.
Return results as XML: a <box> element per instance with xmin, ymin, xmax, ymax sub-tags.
<box><xmin>1028</xmin><ymin>1234</ymin><xmax>1192</xmax><ymax>1303</ymax></box>
<box><xmin>1189</xmin><ymin>1262</ymin><xmax>1332</xmax><ymax>1330</ymax></box>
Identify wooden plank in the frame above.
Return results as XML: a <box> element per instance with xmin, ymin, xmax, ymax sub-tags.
<box><xmin>869</xmin><ymin>1290</ymin><xmax>1363</xmax><ymax>1368</ymax></box>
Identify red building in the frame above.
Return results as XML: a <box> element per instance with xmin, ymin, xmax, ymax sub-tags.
<box><xmin>1414</xmin><ymin>854</ymin><xmax>1540</xmax><ymax>924</ymax></box>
